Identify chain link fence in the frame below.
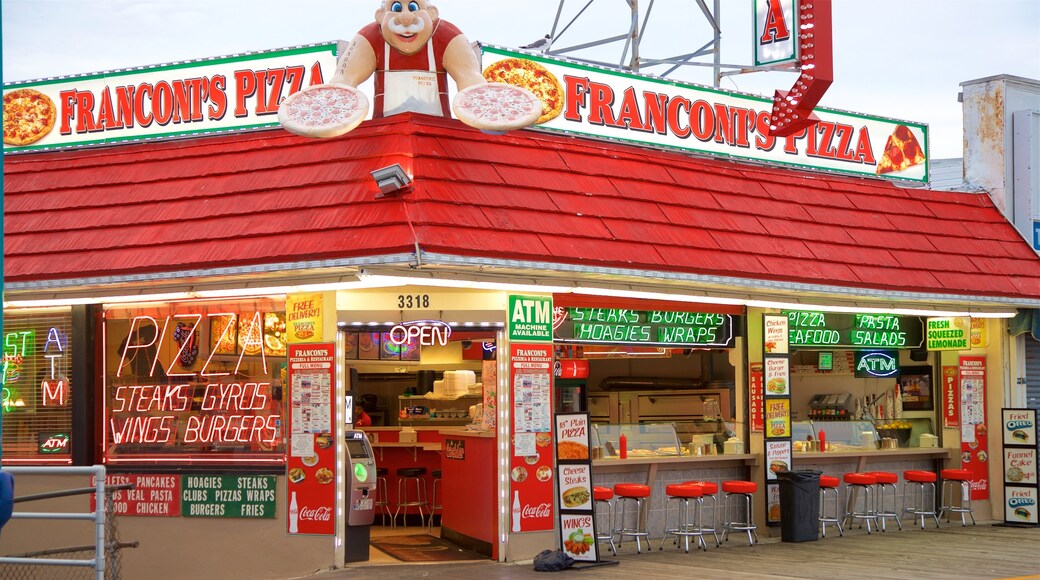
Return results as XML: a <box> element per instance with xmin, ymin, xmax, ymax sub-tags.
<box><xmin>0</xmin><ymin>488</ymin><xmax>138</xmax><ymax>580</ymax></box>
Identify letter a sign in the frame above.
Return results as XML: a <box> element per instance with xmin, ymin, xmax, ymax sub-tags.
<box><xmin>508</xmin><ymin>295</ymin><xmax>553</xmax><ymax>343</ymax></box>
<box><xmin>755</xmin><ymin>0</ymin><xmax>796</xmax><ymax>67</ymax></box>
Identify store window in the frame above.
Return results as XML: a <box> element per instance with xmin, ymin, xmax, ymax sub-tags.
<box><xmin>103</xmin><ymin>298</ymin><xmax>286</xmax><ymax>466</ymax></box>
<box><xmin>1</xmin><ymin>308</ymin><xmax>74</xmax><ymax>465</ymax></box>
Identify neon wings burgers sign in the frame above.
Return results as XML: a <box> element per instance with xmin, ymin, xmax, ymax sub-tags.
<box><xmin>480</xmin><ymin>46</ymin><xmax>929</xmax><ymax>182</ymax></box>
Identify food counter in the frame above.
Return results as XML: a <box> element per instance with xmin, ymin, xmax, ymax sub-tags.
<box><xmin>438</xmin><ymin>428</ymin><xmax>497</xmax><ymax>559</ymax></box>
<box><xmin>590</xmin><ymin>423</ymin><xmax>755</xmax><ymax>538</ymax></box>
<box><xmin>360</xmin><ymin>426</ymin><xmax>445</xmax><ymax>525</ymax></box>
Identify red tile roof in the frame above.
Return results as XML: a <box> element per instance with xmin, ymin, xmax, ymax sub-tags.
<box><xmin>5</xmin><ymin>113</ymin><xmax>1039</xmax><ymax>302</ymax></box>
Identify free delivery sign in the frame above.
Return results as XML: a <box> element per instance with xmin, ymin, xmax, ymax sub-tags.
<box><xmin>2</xmin><ymin>43</ymin><xmax>337</xmax><ymax>153</ymax></box>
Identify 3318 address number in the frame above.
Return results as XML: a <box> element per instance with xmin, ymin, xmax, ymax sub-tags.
<box><xmin>398</xmin><ymin>294</ymin><xmax>430</xmax><ymax>309</ymax></box>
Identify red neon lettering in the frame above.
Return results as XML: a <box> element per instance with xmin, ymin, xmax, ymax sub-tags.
<box><xmin>200</xmin><ymin>313</ymin><xmax>236</xmax><ymax>378</ymax></box>
<box><xmin>109</xmin><ymin>416</ymin><xmax>173</xmax><ymax>445</ymax></box>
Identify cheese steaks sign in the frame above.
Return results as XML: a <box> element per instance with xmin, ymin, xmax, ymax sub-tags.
<box><xmin>480</xmin><ymin>45</ymin><xmax>928</xmax><ymax>182</ymax></box>
<box><xmin>3</xmin><ymin>43</ymin><xmax>336</xmax><ymax>153</ymax></box>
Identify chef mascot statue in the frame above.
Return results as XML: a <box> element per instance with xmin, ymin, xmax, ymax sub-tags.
<box><xmin>278</xmin><ymin>0</ymin><xmax>542</xmax><ymax>137</ymax></box>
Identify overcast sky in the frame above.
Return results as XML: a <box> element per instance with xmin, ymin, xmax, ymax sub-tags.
<box><xmin>3</xmin><ymin>0</ymin><xmax>1039</xmax><ymax>159</ymax></box>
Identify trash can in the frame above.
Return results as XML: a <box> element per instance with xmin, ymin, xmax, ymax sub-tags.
<box><xmin>776</xmin><ymin>469</ymin><xmax>821</xmax><ymax>542</ymax></box>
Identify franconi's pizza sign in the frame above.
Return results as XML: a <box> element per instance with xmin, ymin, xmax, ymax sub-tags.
<box><xmin>480</xmin><ymin>45</ymin><xmax>929</xmax><ymax>182</ymax></box>
<box><xmin>3</xmin><ymin>43</ymin><xmax>336</xmax><ymax>153</ymax></box>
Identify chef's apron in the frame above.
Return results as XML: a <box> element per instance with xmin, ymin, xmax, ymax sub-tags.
<box><xmin>381</xmin><ymin>40</ymin><xmax>442</xmax><ymax>117</ymax></box>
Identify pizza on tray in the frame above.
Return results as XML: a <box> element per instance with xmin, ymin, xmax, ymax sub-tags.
<box><xmin>876</xmin><ymin>124</ymin><xmax>926</xmax><ymax>175</ymax></box>
<box><xmin>482</xmin><ymin>58</ymin><xmax>563</xmax><ymax>125</ymax></box>
<box><xmin>4</xmin><ymin>88</ymin><xmax>57</xmax><ymax>146</ymax></box>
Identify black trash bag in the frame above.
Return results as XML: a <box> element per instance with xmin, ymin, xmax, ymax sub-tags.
<box><xmin>533</xmin><ymin>549</ymin><xmax>575</xmax><ymax>572</ymax></box>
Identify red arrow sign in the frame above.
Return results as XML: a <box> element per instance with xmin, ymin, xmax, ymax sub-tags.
<box><xmin>766</xmin><ymin>0</ymin><xmax>833</xmax><ymax>137</ymax></box>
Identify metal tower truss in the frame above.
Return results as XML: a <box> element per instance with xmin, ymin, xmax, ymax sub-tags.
<box><xmin>542</xmin><ymin>0</ymin><xmax>794</xmax><ymax>87</ymax></box>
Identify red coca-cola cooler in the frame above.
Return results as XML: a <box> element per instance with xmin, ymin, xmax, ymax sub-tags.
<box><xmin>554</xmin><ymin>356</ymin><xmax>590</xmax><ymax>414</ymax></box>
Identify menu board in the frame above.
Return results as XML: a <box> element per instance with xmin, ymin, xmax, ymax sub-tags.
<box><xmin>286</xmin><ymin>343</ymin><xmax>336</xmax><ymax>535</ymax></box>
<box><xmin>1002</xmin><ymin>408</ymin><xmax>1039</xmax><ymax>527</ymax></box>
<box><xmin>784</xmin><ymin>311</ymin><xmax>923</xmax><ymax>349</ymax></box>
<box><xmin>182</xmin><ymin>475</ymin><xmax>276</xmax><ymax>518</ymax></box>
<box><xmin>959</xmin><ymin>356</ymin><xmax>988</xmax><ymax>501</ymax></box>
<box><xmin>90</xmin><ymin>473</ymin><xmax>180</xmax><ymax>517</ymax></box>
<box><xmin>554</xmin><ymin>413</ymin><xmax>600</xmax><ymax>563</ymax></box>
<box><xmin>553</xmin><ymin>307</ymin><xmax>735</xmax><ymax>348</ymax></box>
<box><xmin>762</xmin><ymin>314</ymin><xmax>792</xmax><ymax>526</ymax></box>
<box><xmin>510</xmin><ymin>343</ymin><xmax>555</xmax><ymax>533</ymax></box>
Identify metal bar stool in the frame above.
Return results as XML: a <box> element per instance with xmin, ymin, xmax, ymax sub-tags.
<box><xmin>866</xmin><ymin>471</ymin><xmax>902</xmax><ymax>531</ymax></box>
<box><xmin>613</xmin><ymin>483</ymin><xmax>652</xmax><ymax>554</ymax></box>
<box><xmin>661</xmin><ymin>483</ymin><xmax>706</xmax><ymax>553</ymax></box>
<box><xmin>939</xmin><ymin>468</ymin><xmax>977</xmax><ymax>526</ymax></box>
<box><xmin>902</xmin><ymin>470</ymin><xmax>940</xmax><ymax>529</ymax></box>
<box><xmin>374</xmin><ymin>467</ymin><xmax>392</xmax><ymax>526</ymax></box>
<box><xmin>593</xmin><ymin>486</ymin><xmax>618</xmax><ymax>556</ymax></box>
<box><xmin>393</xmin><ymin>467</ymin><xmax>428</xmax><ymax>528</ymax></box>
<box><xmin>428</xmin><ymin>469</ymin><xmax>442</xmax><ymax>531</ymax></box>
<box><xmin>720</xmin><ymin>480</ymin><xmax>758</xmax><ymax>546</ymax></box>
<box><xmin>682</xmin><ymin>480</ymin><xmax>721</xmax><ymax>547</ymax></box>
<box><xmin>842</xmin><ymin>472</ymin><xmax>879</xmax><ymax>534</ymax></box>
<box><xmin>818</xmin><ymin>475</ymin><xmax>844</xmax><ymax>538</ymax></box>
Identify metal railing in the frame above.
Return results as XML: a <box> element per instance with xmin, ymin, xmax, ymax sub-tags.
<box><xmin>0</xmin><ymin>465</ymin><xmax>137</xmax><ymax>580</ymax></box>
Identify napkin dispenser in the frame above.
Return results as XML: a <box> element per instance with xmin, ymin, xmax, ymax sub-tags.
<box><xmin>918</xmin><ymin>433</ymin><xmax>938</xmax><ymax>448</ymax></box>
<box><xmin>400</xmin><ymin>427</ymin><xmax>417</xmax><ymax>444</ymax></box>
<box><xmin>723</xmin><ymin>437</ymin><xmax>744</xmax><ymax>455</ymax></box>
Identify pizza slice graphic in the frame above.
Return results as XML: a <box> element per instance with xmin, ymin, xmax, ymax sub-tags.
<box><xmin>876</xmin><ymin>124</ymin><xmax>926</xmax><ymax>175</ymax></box>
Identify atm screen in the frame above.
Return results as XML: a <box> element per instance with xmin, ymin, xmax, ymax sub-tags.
<box><xmin>346</xmin><ymin>439</ymin><xmax>370</xmax><ymax>459</ymax></box>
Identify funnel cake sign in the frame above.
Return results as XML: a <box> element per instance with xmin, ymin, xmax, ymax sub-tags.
<box><xmin>479</xmin><ymin>45</ymin><xmax>928</xmax><ymax>182</ymax></box>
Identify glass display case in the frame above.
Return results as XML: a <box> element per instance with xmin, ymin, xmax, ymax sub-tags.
<box><xmin>791</xmin><ymin>417</ymin><xmax>935</xmax><ymax>450</ymax></box>
<box><xmin>398</xmin><ymin>394</ymin><xmax>481</xmax><ymax>425</ymax></box>
<box><xmin>592</xmin><ymin>423</ymin><xmax>682</xmax><ymax>457</ymax></box>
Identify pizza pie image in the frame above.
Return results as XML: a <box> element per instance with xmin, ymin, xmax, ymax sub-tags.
<box><xmin>278</xmin><ymin>83</ymin><xmax>369</xmax><ymax>138</ymax></box>
<box><xmin>876</xmin><ymin>124</ymin><xmax>926</xmax><ymax>175</ymax></box>
<box><xmin>557</xmin><ymin>441</ymin><xmax>589</xmax><ymax>460</ymax></box>
<box><xmin>452</xmin><ymin>83</ymin><xmax>541</xmax><ymax>133</ymax></box>
<box><xmin>238</xmin><ymin>316</ymin><xmax>264</xmax><ymax>356</ymax></box>
<box><xmin>482</xmin><ymin>58</ymin><xmax>564</xmax><ymax>125</ymax></box>
<box><xmin>210</xmin><ymin>314</ymin><xmax>237</xmax><ymax>354</ymax></box>
<box><xmin>535</xmin><ymin>432</ymin><xmax>552</xmax><ymax>448</ymax></box>
<box><xmin>3</xmin><ymin>88</ymin><xmax>56</xmax><ymax>146</ymax></box>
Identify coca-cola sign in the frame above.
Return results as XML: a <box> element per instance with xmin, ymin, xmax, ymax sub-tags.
<box><xmin>299</xmin><ymin>505</ymin><xmax>332</xmax><ymax>522</ymax></box>
<box><xmin>522</xmin><ymin>502</ymin><xmax>552</xmax><ymax>519</ymax></box>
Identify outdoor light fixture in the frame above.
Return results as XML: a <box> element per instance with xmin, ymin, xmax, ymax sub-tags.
<box><xmin>371</xmin><ymin>164</ymin><xmax>412</xmax><ymax>196</ymax></box>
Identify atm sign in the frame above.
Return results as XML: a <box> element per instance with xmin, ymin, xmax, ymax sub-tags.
<box><xmin>38</xmin><ymin>432</ymin><xmax>71</xmax><ymax>454</ymax></box>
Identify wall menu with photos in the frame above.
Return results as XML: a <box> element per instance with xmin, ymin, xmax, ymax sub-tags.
<box><xmin>762</xmin><ymin>314</ymin><xmax>791</xmax><ymax>526</ymax></box>
<box><xmin>554</xmin><ymin>413</ymin><xmax>603</xmax><ymax>563</ymax></box>
<box><xmin>1002</xmin><ymin>409</ymin><xmax>1039</xmax><ymax>526</ymax></box>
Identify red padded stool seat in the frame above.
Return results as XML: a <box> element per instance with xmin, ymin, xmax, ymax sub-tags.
<box><xmin>613</xmin><ymin>483</ymin><xmax>652</xmax><ymax>553</ymax></box>
<box><xmin>867</xmin><ymin>472</ymin><xmax>898</xmax><ymax>485</ymax></box>
<box><xmin>843</xmin><ymin>473</ymin><xmax>878</xmax><ymax>486</ymax></box>
<box><xmin>940</xmin><ymin>469</ymin><xmax>976</xmax><ymax>526</ymax></box>
<box><xmin>593</xmin><ymin>486</ymin><xmax>617</xmax><ymax>555</ymax></box>
<box><xmin>682</xmin><ymin>481</ymin><xmax>720</xmax><ymax>546</ymax></box>
<box><xmin>902</xmin><ymin>471</ymin><xmax>940</xmax><ymax>528</ymax></box>
<box><xmin>843</xmin><ymin>473</ymin><xmax>879</xmax><ymax>533</ymax></box>
<box><xmin>904</xmin><ymin>470</ymin><xmax>937</xmax><ymax>483</ymax></box>
<box><xmin>818</xmin><ymin>475</ymin><xmax>843</xmax><ymax>538</ymax></box>
<box><xmin>866</xmin><ymin>472</ymin><xmax>902</xmax><ymax>531</ymax></box>
<box><xmin>615</xmin><ymin>483</ymin><xmax>651</xmax><ymax>498</ymax></box>
<box><xmin>665</xmin><ymin>484</ymin><xmax>703</xmax><ymax>498</ymax></box>
<box><xmin>661</xmin><ymin>484</ymin><xmax>707</xmax><ymax>552</ymax></box>
<box><xmin>594</xmin><ymin>486</ymin><xmax>614</xmax><ymax>501</ymax></box>
<box><xmin>941</xmin><ymin>469</ymin><xmax>973</xmax><ymax>481</ymax></box>
<box><xmin>722</xmin><ymin>481</ymin><xmax>756</xmax><ymax>494</ymax></box>
<box><xmin>682</xmin><ymin>481</ymin><xmax>719</xmax><ymax>495</ymax></box>
<box><xmin>720</xmin><ymin>481</ymin><xmax>758</xmax><ymax>546</ymax></box>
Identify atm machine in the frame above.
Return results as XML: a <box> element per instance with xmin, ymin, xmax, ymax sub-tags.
<box><xmin>344</xmin><ymin>430</ymin><xmax>377</xmax><ymax>563</ymax></box>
